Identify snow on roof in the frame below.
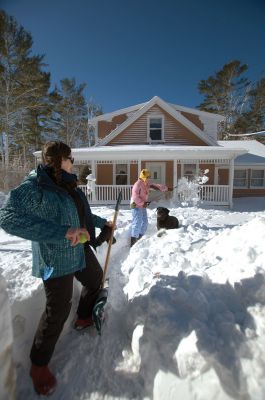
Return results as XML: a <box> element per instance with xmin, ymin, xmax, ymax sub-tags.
<box><xmin>98</xmin><ymin>97</ymin><xmax>218</xmax><ymax>147</ymax></box>
<box><xmin>218</xmin><ymin>140</ymin><xmax>265</xmax><ymax>165</ymax></box>
<box><xmin>169</xmin><ymin>102</ymin><xmax>224</xmax><ymax>120</ymax></box>
<box><xmin>89</xmin><ymin>96</ymin><xmax>224</xmax><ymax>123</ymax></box>
<box><xmin>34</xmin><ymin>144</ymin><xmax>247</xmax><ymax>162</ymax></box>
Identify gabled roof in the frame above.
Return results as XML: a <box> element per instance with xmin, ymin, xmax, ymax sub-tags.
<box><xmin>89</xmin><ymin>96</ymin><xmax>224</xmax><ymax>123</ymax></box>
<box><xmin>89</xmin><ymin>101</ymin><xmax>146</xmax><ymax>123</ymax></box>
<box><xmin>97</xmin><ymin>96</ymin><xmax>217</xmax><ymax>146</ymax></box>
<box><xmin>168</xmin><ymin>103</ymin><xmax>225</xmax><ymax>120</ymax></box>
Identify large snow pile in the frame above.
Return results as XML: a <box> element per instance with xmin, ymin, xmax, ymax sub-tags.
<box><xmin>0</xmin><ymin>275</ymin><xmax>16</xmax><ymax>400</ymax></box>
<box><xmin>0</xmin><ymin>196</ymin><xmax>265</xmax><ymax>399</ymax></box>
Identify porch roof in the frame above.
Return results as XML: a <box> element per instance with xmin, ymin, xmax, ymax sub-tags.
<box><xmin>34</xmin><ymin>144</ymin><xmax>247</xmax><ymax>162</ymax></box>
<box><xmin>218</xmin><ymin>140</ymin><xmax>265</xmax><ymax>165</ymax></box>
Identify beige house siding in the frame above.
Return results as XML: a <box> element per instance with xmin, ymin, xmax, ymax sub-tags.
<box><xmin>130</xmin><ymin>164</ymin><xmax>138</xmax><ymax>184</ymax></box>
<box><xmin>98</xmin><ymin>114</ymin><xmax>128</xmax><ymax>139</ymax></box>
<box><xmin>97</xmin><ymin>164</ymin><xmax>113</xmax><ymax>184</ymax></box>
<box><xmin>107</xmin><ymin>105</ymin><xmax>208</xmax><ymax>146</ymax></box>
<box><xmin>180</xmin><ymin>111</ymin><xmax>204</xmax><ymax>130</ymax></box>
<box><xmin>233</xmin><ymin>188</ymin><xmax>265</xmax><ymax>197</ymax></box>
<box><xmin>166</xmin><ymin>161</ymin><xmax>174</xmax><ymax>188</ymax></box>
<box><xmin>218</xmin><ymin>169</ymin><xmax>229</xmax><ymax>185</ymax></box>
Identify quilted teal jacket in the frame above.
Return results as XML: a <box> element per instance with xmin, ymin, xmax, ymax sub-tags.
<box><xmin>0</xmin><ymin>166</ymin><xmax>107</xmax><ymax>279</ymax></box>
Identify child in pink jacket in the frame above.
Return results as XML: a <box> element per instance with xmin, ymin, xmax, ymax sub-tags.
<box><xmin>130</xmin><ymin>169</ymin><xmax>168</xmax><ymax>247</ymax></box>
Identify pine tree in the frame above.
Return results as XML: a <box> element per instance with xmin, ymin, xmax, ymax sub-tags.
<box><xmin>0</xmin><ymin>10</ymin><xmax>51</xmax><ymax>168</ymax></box>
<box><xmin>198</xmin><ymin>60</ymin><xmax>250</xmax><ymax>139</ymax></box>
<box><xmin>233</xmin><ymin>78</ymin><xmax>265</xmax><ymax>144</ymax></box>
<box><xmin>49</xmin><ymin>78</ymin><xmax>88</xmax><ymax>147</ymax></box>
<box><xmin>87</xmin><ymin>96</ymin><xmax>102</xmax><ymax>146</ymax></box>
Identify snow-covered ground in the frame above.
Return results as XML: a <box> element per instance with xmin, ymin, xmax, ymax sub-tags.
<box><xmin>0</xmin><ymin>196</ymin><xmax>265</xmax><ymax>400</ymax></box>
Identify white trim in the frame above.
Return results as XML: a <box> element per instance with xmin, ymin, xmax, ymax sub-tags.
<box><xmin>34</xmin><ymin>145</ymin><xmax>247</xmax><ymax>163</ymax></box>
<box><xmin>95</xmin><ymin>122</ymin><xmax>99</xmax><ymax>144</ymax></box>
<box><xmin>147</xmin><ymin>114</ymin><xmax>165</xmax><ymax>143</ymax></box>
<box><xmin>138</xmin><ymin>160</ymin><xmax>141</xmax><ymax>177</ymax></box>
<box><xmin>97</xmin><ymin>96</ymin><xmax>218</xmax><ymax>146</ymax></box>
<box><xmin>234</xmin><ymin>168</ymin><xmax>248</xmax><ymax>188</ymax></box>
<box><xmin>90</xmin><ymin>160</ymin><xmax>96</xmax><ymax>202</ymax></box>
<box><xmin>250</xmin><ymin>168</ymin><xmax>265</xmax><ymax>188</ymax></box>
<box><xmin>229</xmin><ymin>159</ymin><xmax>234</xmax><ymax>209</ymax></box>
<box><xmin>113</xmin><ymin>162</ymin><xmax>130</xmax><ymax>185</ymax></box>
<box><xmin>173</xmin><ymin>159</ymin><xmax>177</xmax><ymax>189</ymax></box>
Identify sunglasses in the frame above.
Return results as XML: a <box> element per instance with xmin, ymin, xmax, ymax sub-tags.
<box><xmin>67</xmin><ymin>156</ymin><xmax>74</xmax><ymax>164</ymax></box>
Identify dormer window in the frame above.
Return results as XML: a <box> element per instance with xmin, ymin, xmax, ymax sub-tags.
<box><xmin>148</xmin><ymin>116</ymin><xmax>164</xmax><ymax>142</ymax></box>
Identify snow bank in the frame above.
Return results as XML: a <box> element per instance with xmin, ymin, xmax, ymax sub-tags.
<box><xmin>0</xmin><ymin>199</ymin><xmax>265</xmax><ymax>399</ymax></box>
<box><xmin>121</xmin><ymin>214</ymin><xmax>265</xmax><ymax>399</ymax></box>
<box><xmin>0</xmin><ymin>274</ymin><xmax>16</xmax><ymax>400</ymax></box>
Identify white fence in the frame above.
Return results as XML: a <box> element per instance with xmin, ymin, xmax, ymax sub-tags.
<box><xmin>79</xmin><ymin>185</ymin><xmax>132</xmax><ymax>204</ymax></box>
<box><xmin>199</xmin><ymin>185</ymin><xmax>229</xmax><ymax>205</ymax></box>
<box><xmin>79</xmin><ymin>184</ymin><xmax>230</xmax><ymax>206</ymax></box>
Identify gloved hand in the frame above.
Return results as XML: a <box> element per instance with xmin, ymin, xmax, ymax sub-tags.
<box><xmin>143</xmin><ymin>201</ymin><xmax>150</xmax><ymax>208</ymax></box>
<box><xmin>130</xmin><ymin>202</ymin><xmax>137</xmax><ymax>209</ymax></box>
<box><xmin>95</xmin><ymin>225</ymin><xmax>116</xmax><ymax>247</ymax></box>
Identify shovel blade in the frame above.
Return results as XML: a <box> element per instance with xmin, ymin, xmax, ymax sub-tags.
<box><xmin>92</xmin><ymin>288</ymin><xmax>108</xmax><ymax>335</ymax></box>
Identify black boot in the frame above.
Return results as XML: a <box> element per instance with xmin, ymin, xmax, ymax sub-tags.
<box><xmin>130</xmin><ymin>237</ymin><xmax>138</xmax><ymax>247</ymax></box>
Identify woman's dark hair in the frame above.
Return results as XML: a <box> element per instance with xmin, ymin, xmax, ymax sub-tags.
<box><xmin>42</xmin><ymin>141</ymin><xmax>71</xmax><ymax>184</ymax></box>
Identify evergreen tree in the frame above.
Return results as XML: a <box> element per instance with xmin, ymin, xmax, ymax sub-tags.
<box><xmin>0</xmin><ymin>10</ymin><xmax>51</xmax><ymax>167</ymax></box>
<box><xmin>49</xmin><ymin>78</ymin><xmax>88</xmax><ymax>147</ymax></box>
<box><xmin>87</xmin><ymin>96</ymin><xmax>102</xmax><ymax>146</ymax></box>
<box><xmin>198</xmin><ymin>60</ymin><xmax>250</xmax><ymax>139</ymax></box>
<box><xmin>233</xmin><ymin>78</ymin><xmax>265</xmax><ymax>144</ymax></box>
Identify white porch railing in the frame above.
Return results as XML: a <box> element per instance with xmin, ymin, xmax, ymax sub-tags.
<box><xmin>79</xmin><ymin>185</ymin><xmax>132</xmax><ymax>204</ymax></box>
<box><xmin>79</xmin><ymin>184</ymin><xmax>230</xmax><ymax>206</ymax></box>
<box><xmin>199</xmin><ymin>185</ymin><xmax>229</xmax><ymax>205</ymax></box>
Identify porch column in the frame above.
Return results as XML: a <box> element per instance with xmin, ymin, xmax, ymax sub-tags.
<box><xmin>228</xmin><ymin>158</ymin><xmax>234</xmax><ymax>209</ymax></box>
<box><xmin>173</xmin><ymin>159</ymin><xmax>177</xmax><ymax>189</ymax></box>
<box><xmin>138</xmin><ymin>160</ymin><xmax>141</xmax><ymax>177</ymax></box>
<box><xmin>91</xmin><ymin>160</ymin><xmax>96</xmax><ymax>202</ymax></box>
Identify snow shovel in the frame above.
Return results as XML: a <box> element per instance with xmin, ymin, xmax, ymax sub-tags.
<box><xmin>92</xmin><ymin>190</ymin><xmax>122</xmax><ymax>334</ymax></box>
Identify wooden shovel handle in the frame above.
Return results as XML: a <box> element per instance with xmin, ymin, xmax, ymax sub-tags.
<box><xmin>101</xmin><ymin>191</ymin><xmax>122</xmax><ymax>286</ymax></box>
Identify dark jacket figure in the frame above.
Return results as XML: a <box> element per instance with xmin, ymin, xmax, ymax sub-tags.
<box><xmin>0</xmin><ymin>141</ymin><xmax>113</xmax><ymax>396</ymax></box>
<box><xmin>156</xmin><ymin>207</ymin><xmax>179</xmax><ymax>230</ymax></box>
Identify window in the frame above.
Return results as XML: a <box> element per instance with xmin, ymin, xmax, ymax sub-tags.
<box><xmin>183</xmin><ymin>164</ymin><xmax>197</xmax><ymax>180</ymax></box>
<box><xmin>234</xmin><ymin>170</ymin><xmax>247</xmax><ymax>187</ymax></box>
<box><xmin>250</xmin><ymin>169</ymin><xmax>264</xmax><ymax>187</ymax></box>
<box><xmin>115</xmin><ymin>164</ymin><xmax>128</xmax><ymax>185</ymax></box>
<box><xmin>149</xmin><ymin>117</ymin><xmax>163</xmax><ymax>141</ymax></box>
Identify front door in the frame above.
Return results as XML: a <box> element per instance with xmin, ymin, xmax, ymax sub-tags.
<box><xmin>146</xmin><ymin>162</ymin><xmax>166</xmax><ymax>184</ymax></box>
<box><xmin>217</xmin><ymin>168</ymin><xmax>229</xmax><ymax>185</ymax></box>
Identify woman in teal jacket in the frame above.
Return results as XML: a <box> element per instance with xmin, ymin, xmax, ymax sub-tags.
<box><xmin>0</xmin><ymin>141</ymin><xmax>112</xmax><ymax>396</ymax></box>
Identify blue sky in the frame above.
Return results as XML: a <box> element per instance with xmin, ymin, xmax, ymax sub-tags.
<box><xmin>1</xmin><ymin>0</ymin><xmax>265</xmax><ymax>113</ymax></box>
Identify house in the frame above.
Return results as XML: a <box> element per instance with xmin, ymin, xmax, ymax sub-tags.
<box><xmin>34</xmin><ymin>96</ymin><xmax>265</xmax><ymax>207</ymax></box>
